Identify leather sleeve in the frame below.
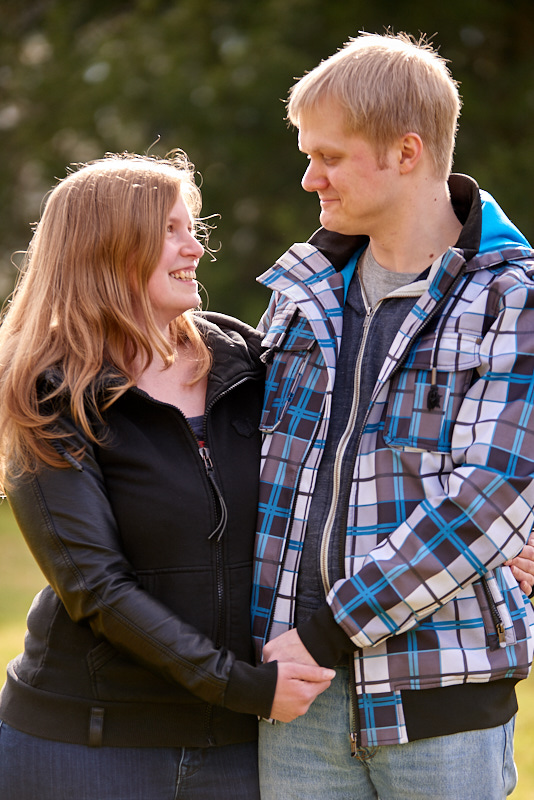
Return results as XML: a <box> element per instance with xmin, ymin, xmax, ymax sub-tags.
<box><xmin>7</xmin><ymin>415</ymin><xmax>277</xmax><ymax>716</ymax></box>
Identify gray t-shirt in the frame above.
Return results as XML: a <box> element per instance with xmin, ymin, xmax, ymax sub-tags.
<box><xmin>359</xmin><ymin>245</ymin><xmax>420</xmax><ymax>309</ymax></box>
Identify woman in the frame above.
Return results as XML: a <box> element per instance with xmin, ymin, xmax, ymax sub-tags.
<box><xmin>0</xmin><ymin>152</ymin><xmax>334</xmax><ymax>800</ymax></box>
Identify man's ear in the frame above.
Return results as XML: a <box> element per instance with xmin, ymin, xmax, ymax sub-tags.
<box><xmin>397</xmin><ymin>132</ymin><xmax>424</xmax><ymax>174</ymax></box>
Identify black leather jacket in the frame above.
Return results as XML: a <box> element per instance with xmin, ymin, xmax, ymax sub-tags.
<box><xmin>0</xmin><ymin>313</ymin><xmax>277</xmax><ymax>748</ymax></box>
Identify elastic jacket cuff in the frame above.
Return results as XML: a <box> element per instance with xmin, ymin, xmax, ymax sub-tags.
<box><xmin>297</xmin><ymin>604</ymin><xmax>357</xmax><ymax>668</ymax></box>
<box><xmin>224</xmin><ymin>659</ymin><xmax>278</xmax><ymax>719</ymax></box>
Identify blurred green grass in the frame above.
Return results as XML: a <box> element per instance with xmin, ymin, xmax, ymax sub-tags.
<box><xmin>0</xmin><ymin>499</ymin><xmax>533</xmax><ymax>797</ymax></box>
<box><xmin>0</xmin><ymin>500</ymin><xmax>44</xmax><ymax>666</ymax></box>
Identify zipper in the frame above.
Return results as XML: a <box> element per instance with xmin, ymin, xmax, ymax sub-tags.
<box><xmin>481</xmin><ymin>575</ymin><xmax>506</xmax><ymax>645</ymax></box>
<box><xmin>196</xmin><ymin>383</ymin><xmax>253</xmax><ymax>639</ymax></box>
<box><xmin>197</xmin><ymin>439</ymin><xmax>228</xmax><ymax>745</ymax></box>
<box><xmin>201</xmin><ymin>375</ymin><xmax>255</xmax><ymax>541</ymax></box>
<box><xmin>317</xmin><ymin>286</ymin><xmax>377</xmax><ymax>758</ymax></box>
<box><xmin>198</xmin><ymin>377</ymin><xmax>257</xmax><ymax>742</ymax></box>
<box><xmin>198</xmin><ymin>447</ymin><xmax>226</xmax><ymax>665</ymax></box>
<box><xmin>319</xmin><ymin>299</ymin><xmax>376</xmax><ymax>597</ymax></box>
<box><xmin>348</xmin><ymin>654</ymin><xmax>361</xmax><ymax>754</ymax></box>
<box><xmin>317</xmin><ymin>261</ymin><xmax>468</xmax><ymax>749</ymax></box>
<box><xmin>198</xmin><ymin>444</ymin><xmax>228</xmax><ymax>541</ymax></box>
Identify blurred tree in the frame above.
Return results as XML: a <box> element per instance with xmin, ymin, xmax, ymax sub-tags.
<box><xmin>1</xmin><ymin>0</ymin><xmax>533</xmax><ymax>323</ymax></box>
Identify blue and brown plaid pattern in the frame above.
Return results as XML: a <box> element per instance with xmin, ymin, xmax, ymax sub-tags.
<box><xmin>252</xmin><ymin>237</ymin><xmax>534</xmax><ymax>746</ymax></box>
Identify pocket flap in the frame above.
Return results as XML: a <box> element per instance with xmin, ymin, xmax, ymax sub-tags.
<box><xmin>406</xmin><ymin>331</ymin><xmax>482</xmax><ymax>372</ymax></box>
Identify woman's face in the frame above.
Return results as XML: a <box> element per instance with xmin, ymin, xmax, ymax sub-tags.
<box><xmin>144</xmin><ymin>192</ymin><xmax>205</xmax><ymax>332</ymax></box>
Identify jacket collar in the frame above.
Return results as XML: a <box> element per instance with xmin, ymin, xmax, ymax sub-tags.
<box><xmin>193</xmin><ymin>312</ymin><xmax>264</xmax><ymax>402</ymax></box>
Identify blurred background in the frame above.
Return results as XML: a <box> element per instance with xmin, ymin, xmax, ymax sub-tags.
<box><xmin>1</xmin><ymin>0</ymin><xmax>534</xmax><ymax>324</ymax></box>
<box><xmin>1</xmin><ymin>1</ymin><xmax>533</xmax><ymax>797</ymax></box>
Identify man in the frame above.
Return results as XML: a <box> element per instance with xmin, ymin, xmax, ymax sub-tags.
<box><xmin>251</xmin><ymin>32</ymin><xmax>534</xmax><ymax>799</ymax></box>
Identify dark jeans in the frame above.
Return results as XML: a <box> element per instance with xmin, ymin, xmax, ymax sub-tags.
<box><xmin>0</xmin><ymin>721</ymin><xmax>259</xmax><ymax>800</ymax></box>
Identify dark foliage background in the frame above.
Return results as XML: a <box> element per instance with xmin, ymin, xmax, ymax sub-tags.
<box><xmin>1</xmin><ymin>0</ymin><xmax>533</xmax><ymax>324</ymax></box>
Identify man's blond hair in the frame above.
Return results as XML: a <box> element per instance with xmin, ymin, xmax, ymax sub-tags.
<box><xmin>287</xmin><ymin>32</ymin><xmax>462</xmax><ymax>179</ymax></box>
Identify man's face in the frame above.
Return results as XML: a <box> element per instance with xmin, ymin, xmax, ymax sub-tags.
<box><xmin>297</xmin><ymin>100</ymin><xmax>400</xmax><ymax>238</ymax></box>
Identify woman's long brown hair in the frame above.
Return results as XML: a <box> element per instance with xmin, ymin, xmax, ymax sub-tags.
<box><xmin>0</xmin><ymin>151</ymin><xmax>212</xmax><ymax>489</ymax></box>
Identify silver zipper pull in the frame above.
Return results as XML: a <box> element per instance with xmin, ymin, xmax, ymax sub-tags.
<box><xmin>199</xmin><ymin>444</ymin><xmax>214</xmax><ymax>472</ymax></box>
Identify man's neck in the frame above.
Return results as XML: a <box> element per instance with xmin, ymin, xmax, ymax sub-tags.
<box><xmin>368</xmin><ymin>179</ymin><xmax>463</xmax><ymax>274</ymax></box>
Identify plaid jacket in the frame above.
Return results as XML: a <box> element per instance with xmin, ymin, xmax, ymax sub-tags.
<box><xmin>251</xmin><ymin>175</ymin><xmax>534</xmax><ymax>746</ymax></box>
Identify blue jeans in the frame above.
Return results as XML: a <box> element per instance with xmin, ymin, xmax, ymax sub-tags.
<box><xmin>259</xmin><ymin>668</ymin><xmax>518</xmax><ymax>800</ymax></box>
<box><xmin>0</xmin><ymin>721</ymin><xmax>259</xmax><ymax>800</ymax></box>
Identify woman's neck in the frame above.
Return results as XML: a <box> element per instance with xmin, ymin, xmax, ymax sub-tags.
<box><xmin>135</xmin><ymin>343</ymin><xmax>207</xmax><ymax>417</ymax></box>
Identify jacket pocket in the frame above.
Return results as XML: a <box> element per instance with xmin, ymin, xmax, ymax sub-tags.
<box><xmin>383</xmin><ymin>331</ymin><xmax>481</xmax><ymax>453</ymax></box>
<box><xmin>87</xmin><ymin>640</ymin><xmax>189</xmax><ymax>702</ymax></box>
<box><xmin>260</xmin><ymin>308</ymin><xmax>319</xmax><ymax>433</ymax></box>
<box><xmin>473</xmin><ymin>571</ymin><xmax>517</xmax><ymax>650</ymax></box>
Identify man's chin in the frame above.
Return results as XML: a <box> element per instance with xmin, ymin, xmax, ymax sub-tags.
<box><xmin>320</xmin><ymin>218</ymin><xmax>353</xmax><ymax>236</ymax></box>
<box><xmin>319</xmin><ymin>212</ymin><xmax>339</xmax><ymax>232</ymax></box>
<box><xmin>319</xmin><ymin>213</ymin><xmax>364</xmax><ymax>237</ymax></box>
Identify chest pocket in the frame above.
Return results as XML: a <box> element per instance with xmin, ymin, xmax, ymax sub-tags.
<box><xmin>382</xmin><ymin>330</ymin><xmax>482</xmax><ymax>453</ymax></box>
<box><xmin>260</xmin><ymin>308</ymin><xmax>320</xmax><ymax>433</ymax></box>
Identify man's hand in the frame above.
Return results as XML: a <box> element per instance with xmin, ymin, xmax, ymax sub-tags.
<box><xmin>505</xmin><ymin>533</ymin><xmax>534</xmax><ymax>595</ymax></box>
<box><xmin>263</xmin><ymin>627</ymin><xmax>317</xmax><ymax>666</ymax></box>
<box><xmin>264</xmin><ymin>629</ymin><xmax>335</xmax><ymax>722</ymax></box>
<box><xmin>269</xmin><ymin>661</ymin><xmax>336</xmax><ymax>722</ymax></box>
